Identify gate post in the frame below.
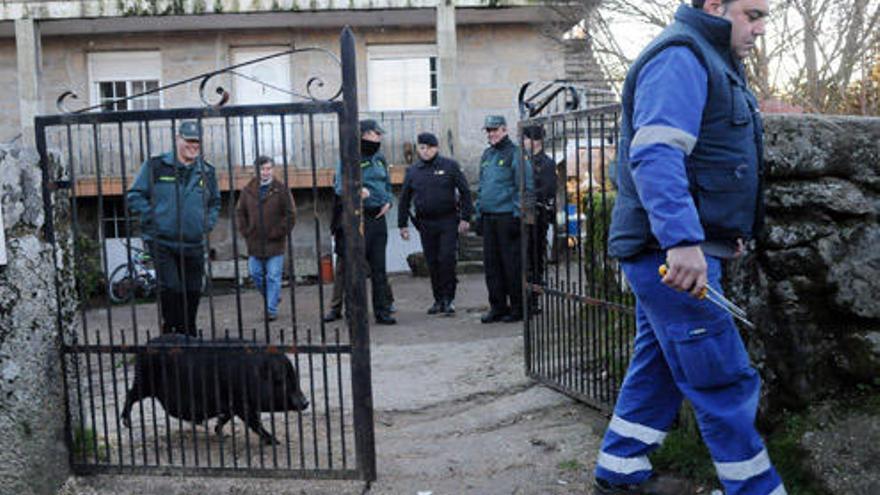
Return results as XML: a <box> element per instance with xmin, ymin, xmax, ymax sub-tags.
<box><xmin>0</xmin><ymin>137</ymin><xmax>73</xmax><ymax>493</ymax></box>
<box><xmin>339</xmin><ymin>26</ymin><xmax>377</xmax><ymax>483</ymax></box>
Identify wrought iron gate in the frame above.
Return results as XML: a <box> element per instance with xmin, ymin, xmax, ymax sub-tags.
<box><xmin>36</xmin><ymin>28</ymin><xmax>376</xmax><ymax>481</ymax></box>
<box><xmin>517</xmin><ymin>81</ymin><xmax>635</xmax><ymax>412</ymax></box>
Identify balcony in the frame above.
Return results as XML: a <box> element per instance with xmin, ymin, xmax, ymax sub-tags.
<box><xmin>44</xmin><ymin>109</ymin><xmax>439</xmax><ymax>196</ymax></box>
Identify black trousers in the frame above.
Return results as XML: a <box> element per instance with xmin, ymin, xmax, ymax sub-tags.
<box><xmin>482</xmin><ymin>212</ymin><xmax>523</xmax><ymax>315</ymax></box>
<box><xmin>528</xmin><ymin>214</ymin><xmax>550</xmax><ymax>285</ymax></box>
<box><xmin>151</xmin><ymin>242</ymin><xmax>204</xmax><ymax>337</ymax></box>
<box><xmin>417</xmin><ymin>214</ymin><xmax>459</xmax><ymax>303</ymax></box>
<box><xmin>364</xmin><ymin>213</ymin><xmax>391</xmax><ymax>316</ymax></box>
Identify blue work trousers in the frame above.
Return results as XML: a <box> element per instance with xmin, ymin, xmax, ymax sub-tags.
<box><xmin>595</xmin><ymin>250</ymin><xmax>786</xmax><ymax>495</ymax></box>
<box><xmin>249</xmin><ymin>255</ymin><xmax>284</xmax><ymax>317</ymax></box>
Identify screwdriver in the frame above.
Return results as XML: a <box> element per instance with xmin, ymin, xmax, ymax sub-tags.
<box><xmin>659</xmin><ymin>264</ymin><xmax>755</xmax><ymax>329</ymax></box>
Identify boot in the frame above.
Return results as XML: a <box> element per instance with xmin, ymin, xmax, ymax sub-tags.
<box><xmin>375</xmin><ymin>313</ymin><xmax>397</xmax><ymax>325</ymax></box>
<box><xmin>442</xmin><ymin>300</ymin><xmax>456</xmax><ymax>315</ymax></box>
<box><xmin>593</xmin><ymin>474</ymin><xmax>695</xmax><ymax>495</ymax></box>
<box><xmin>481</xmin><ymin>308</ymin><xmax>507</xmax><ymax>324</ymax></box>
<box><xmin>323</xmin><ymin>308</ymin><xmax>342</xmax><ymax>322</ymax></box>
<box><xmin>427</xmin><ymin>300</ymin><xmax>444</xmax><ymax>315</ymax></box>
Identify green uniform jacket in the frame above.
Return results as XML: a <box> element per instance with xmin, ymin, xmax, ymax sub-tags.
<box><xmin>475</xmin><ymin>136</ymin><xmax>533</xmax><ymax>218</ymax></box>
<box><xmin>127</xmin><ymin>152</ymin><xmax>221</xmax><ymax>251</ymax></box>
<box><xmin>334</xmin><ymin>152</ymin><xmax>393</xmax><ymax>210</ymax></box>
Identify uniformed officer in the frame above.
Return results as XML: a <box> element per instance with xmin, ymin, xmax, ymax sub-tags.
<box><xmin>523</xmin><ymin>125</ymin><xmax>557</xmax><ymax>314</ymax></box>
<box><xmin>474</xmin><ymin>115</ymin><xmax>533</xmax><ymax>323</ymax></box>
<box><xmin>127</xmin><ymin>120</ymin><xmax>221</xmax><ymax>336</ymax></box>
<box><xmin>334</xmin><ymin>119</ymin><xmax>396</xmax><ymax>325</ymax></box>
<box><xmin>398</xmin><ymin>132</ymin><xmax>473</xmax><ymax>315</ymax></box>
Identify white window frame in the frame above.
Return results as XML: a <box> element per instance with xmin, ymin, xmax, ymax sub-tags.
<box><xmin>88</xmin><ymin>51</ymin><xmax>163</xmax><ymax>112</ymax></box>
<box><xmin>367</xmin><ymin>44</ymin><xmax>438</xmax><ymax>112</ymax></box>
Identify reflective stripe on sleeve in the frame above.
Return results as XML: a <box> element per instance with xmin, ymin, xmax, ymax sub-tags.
<box><xmin>630</xmin><ymin>125</ymin><xmax>697</xmax><ymax>154</ymax></box>
<box><xmin>597</xmin><ymin>451</ymin><xmax>652</xmax><ymax>475</ymax></box>
<box><xmin>768</xmin><ymin>483</ymin><xmax>788</xmax><ymax>495</ymax></box>
<box><xmin>714</xmin><ymin>449</ymin><xmax>772</xmax><ymax>481</ymax></box>
<box><xmin>609</xmin><ymin>415</ymin><xmax>668</xmax><ymax>445</ymax></box>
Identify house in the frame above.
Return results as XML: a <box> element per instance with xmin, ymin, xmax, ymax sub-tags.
<box><xmin>1</xmin><ymin>0</ymin><xmax>604</xmax><ymax>277</ymax></box>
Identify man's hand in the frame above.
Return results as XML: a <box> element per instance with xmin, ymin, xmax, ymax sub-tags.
<box><xmin>458</xmin><ymin>220</ymin><xmax>470</xmax><ymax>234</ymax></box>
<box><xmin>376</xmin><ymin>202</ymin><xmax>391</xmax><ymax>218</ymax></box>
<box><xmin>400</xmin><ymin>227</ymin><xmax>410</xmax><ymax>241</ymax></box>
<box><xmin>663</xmin><ymin>245</ymin><xmax>707</xmax><ymax>298</ymax></box>
<box><xmin>360</xmin><ymin>187</ymin><xmax>370</xmax><ymax>199</ymax></box>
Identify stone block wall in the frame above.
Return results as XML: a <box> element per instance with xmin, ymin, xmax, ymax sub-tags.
<box><xmin>0</xmin><ymin>144</ymin><xmax>74</xmax><ymax>494</ymax></box>
<box><xmin>728</xmin><ymin>115</ymin><xmax>880</xmax><ymax>412</ymax></box>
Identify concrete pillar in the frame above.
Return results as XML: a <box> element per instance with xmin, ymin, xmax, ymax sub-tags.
<box><xmin>436</xmin><ymin>0</ymin><xmax>459</xmax><ymax>159</ymax></box>
<box><xmin>15</xmin><ymin>18</ymin><xmax>42</xmax><ymax>148</ymax></box>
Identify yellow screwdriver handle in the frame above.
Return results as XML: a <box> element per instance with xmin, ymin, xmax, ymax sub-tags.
<box><xmin>658</xmin><ymin>264</ymin><xmax>707</xmax><ymax>299</ymax></box>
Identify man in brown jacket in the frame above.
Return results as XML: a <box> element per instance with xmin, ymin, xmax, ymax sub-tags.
<box><xmin>236</xmin><ymin>155</ymin><xmax>296</xmax><ymax>321</ymax></box>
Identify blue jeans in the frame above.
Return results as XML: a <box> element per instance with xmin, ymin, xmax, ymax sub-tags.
<box><xmin>249</xmin><ymin>255</ymin><xmax>284</xmax><ymax>316</ymax></box>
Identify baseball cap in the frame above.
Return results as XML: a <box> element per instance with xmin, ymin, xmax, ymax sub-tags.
<box><xmin>484</xmin><ymin>115</ymin><xmax>507</xmax><ymax>129</ymax></box>
<box><xmin>359</xmin><ymin>119</ymin><xmax>386</xmax><ymax>135</ymax></box>
<box><xmin>178</xmin><ymin>120</ymin><xmax>201</xmax><ymax>141</ymax></box>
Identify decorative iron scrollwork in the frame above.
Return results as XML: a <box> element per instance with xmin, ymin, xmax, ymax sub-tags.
<box><xmin>518</xmin><ymin>80</ymin><xmax>582</xmax><ymax>120</ymax></box>
<box><xmin>56</xmin><ymin>46</ymin><xmax>343</xmax><ymax>115</ymax></box>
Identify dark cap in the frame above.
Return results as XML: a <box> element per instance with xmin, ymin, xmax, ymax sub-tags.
<box><xmin>178</xmin><ymin>120</ymin><xmax>201</xmax><ymax>141</ymax></box>
<box><xmin>484</xmin><ymin>115</ymin><xmax>507</xmax><ymax>129</ymax></box>
<box><xmin>417</xmin><ymin>132</ymin><xmax>439</xmax><ymax>147</ymax></box>
<box><xmin>359</xmin><ymin>119</ymin><xmax>386</xmax><ymax>135</ymax></box>
<box><xmin>522</xmin><ymin>125</ymin><xmax>545</xmax><ymax>140</ymax></box>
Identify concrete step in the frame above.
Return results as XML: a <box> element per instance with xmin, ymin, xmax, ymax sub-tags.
<box><xmin>457</xmin><ymin>260</ymin><xmax>484</xmax><ymax>274</ymax></box>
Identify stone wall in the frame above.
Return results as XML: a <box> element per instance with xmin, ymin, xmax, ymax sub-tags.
<box><xmin>0</xmin><ymin>143</ymin><xmax>74</xmax><ymax>494</ymax></box>
<box><xmin>727</xmin><ymin>115</ymin><xmax>880</xmax><ymax>413</ymax></box>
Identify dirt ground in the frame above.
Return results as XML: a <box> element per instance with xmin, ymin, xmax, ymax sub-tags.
<box><xmin>60</xmin><ymin>272</ymin><xmax>610</xmax><ymax>495</ymax></box>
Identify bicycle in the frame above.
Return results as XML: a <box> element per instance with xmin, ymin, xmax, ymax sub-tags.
<box><xmin>108</xmin><ymin>246</ymin><xmax>157</xmax><ymax>304</ymax></box>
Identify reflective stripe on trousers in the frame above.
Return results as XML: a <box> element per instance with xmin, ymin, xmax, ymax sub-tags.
<box><xmin>594</xmin><ymin>250</ymin><xmax>786</xmax><ymax>495</ymax></box>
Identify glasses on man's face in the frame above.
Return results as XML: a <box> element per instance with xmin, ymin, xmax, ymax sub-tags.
<box><xmin>485</xmin><ymin>127</ymin><xmax>500</xmax><ymax>133</ymax></box>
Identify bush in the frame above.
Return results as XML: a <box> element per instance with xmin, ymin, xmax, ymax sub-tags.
<box><xmin>75</xmin><ymin>234</ymin><xmax>105</xmax><ymax>302</ymax></box>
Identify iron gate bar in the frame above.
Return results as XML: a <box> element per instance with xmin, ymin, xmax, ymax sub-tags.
<box><xmin>339</xmin><ymin>26</ymin><xmax>377</xmax><ymax>485</ymax></box>
<box><xmin>518</xmin><ymin>85</ymin><xmax>630</xmax><ymax>413</ymax></box>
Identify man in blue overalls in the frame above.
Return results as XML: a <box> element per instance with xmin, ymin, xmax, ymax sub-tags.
<box><xmin>594</xmin><ymin>1</ymin><xmax>786</xmax><ymax>495</ymax></box>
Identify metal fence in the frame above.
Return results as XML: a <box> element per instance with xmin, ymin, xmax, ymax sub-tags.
<box><xmin>37</xmin><ymin>28</ymin><xmax>376</xmax><ymax>482</ymax></box>
<box><xmin>45</xmin><ymin>109</ymin><xmax>440</xmax><ymax>178</ymax></box>
<box><xmin>517</xmin><ymin>83</ymin><xmax>634</xmax><ymax>412</ymax></box>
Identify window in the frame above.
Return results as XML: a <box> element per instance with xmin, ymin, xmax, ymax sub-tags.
<box><xmin>101</xmin><ymin>197</ymin><xmax>132</xmax><ymax>239</ymax></box>
<box><xmin>367</xmin><ymin>44</ymin><xmax>438</xmax><ymax>111</ymax></box>
<box><xmin>88</xmin><ymin>51</ymin><xmax>162</xmax><ymax>112</ymax></box>
<box><xmin>231</xmin><ymin>47</ymin><xmax>292</xmax><ymax>166</ymax></box>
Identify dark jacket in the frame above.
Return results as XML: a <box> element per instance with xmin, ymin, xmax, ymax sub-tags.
<box><xmin>127</xmin><ymin>152</ymin><xmax>221</xmax><ymax>251</ymax></box>
<box><xmin>475</xmin><ymin>136</ymin><xmax>533</xmax><ymax>217</ymax></box>
<box><xmin>235</xmin><ymin>178</ymin><xmax>296</xmax><ymax>258</ymax></box>
<box><xmin>608</xmin><ymin>5</ymin><xmax>764</xmax><ymax>259</ymax></box>
<box><xmin>397</xmin><ymin>154</ymin><xmax>474</xmax><ymax>228</ymax></box>
<box><xmin>530</xmin><ymin>150</ymin><xmax>558</xmax><ymax>210</ymax></box>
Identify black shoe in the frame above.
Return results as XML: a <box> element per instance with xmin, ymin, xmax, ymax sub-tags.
<box><xmin>502</xmin><ymin>312</ymin><xmax>523</xmax><ymax>323</ymax></box>
<box><xmin>481</xmin><ymin>309</ymin><xmax>507</xmax><ymax>324</ymax></box>
<box><xmin>593</xmin><ymin>474</ymin><xmax>695</xmax><ymax>495</ymax></box>
<box><xmin>442</xmin><ymin>300</ymin><xmax>456</xmax><ymax>315</ymax></box>
<box><xmin>267</xmin><ymin>313</ymin><xmax>278</xmax><ymax>322</ymax></box>
<box><xmin>323</xmin><ymin>308</ymin><xmax>342</xmax><ymax>322</ymax></box>
<box><xmin>427</xmin><ymin>301</ymin><xmax>444</xmax><ymax>315</ymax></box>
<box><xmin>375</xmin><ymin>313</ymin><xmax>397</xmax><ymax>325</ymax></box>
